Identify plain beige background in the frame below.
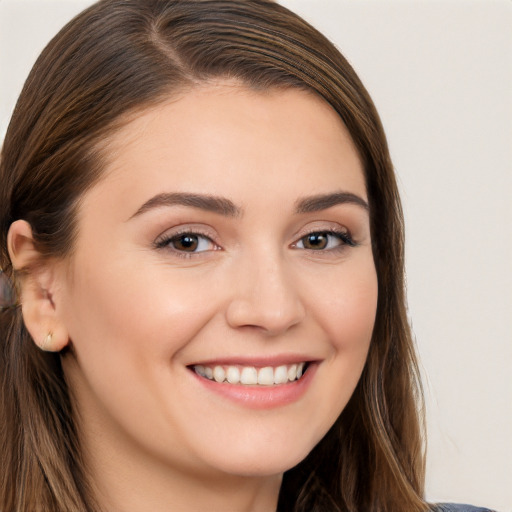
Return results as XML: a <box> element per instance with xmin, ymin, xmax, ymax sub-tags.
<box><xmin>1</xmin><ymin>1</ymin><xmax>511</xmax><ymax>511</ymax></box>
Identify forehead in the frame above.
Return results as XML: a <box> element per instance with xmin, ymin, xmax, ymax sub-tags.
<box><xmin>89</xmin><ymin>82</ymin><xmax>366</xmax><ymax>212</ymax></box>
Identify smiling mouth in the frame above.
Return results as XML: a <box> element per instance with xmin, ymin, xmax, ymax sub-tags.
<box><xmin>191</xmin><ymin>363</ymin><xmax>309</xmax><ymax>386</ymax></box>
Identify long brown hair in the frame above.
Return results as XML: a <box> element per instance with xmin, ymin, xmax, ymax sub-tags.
<box><xmin>0</xmin><ymin>1</ymin><xmax>427</xmax><ymax>510</ymax></box>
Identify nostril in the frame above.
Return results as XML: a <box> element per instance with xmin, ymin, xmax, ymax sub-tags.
<box><xmin>224</xmin><ymin>260</ymin><xmax>306</xmax><ymax>335</ymax></box>
<box><xmin>225</xmin><ymin>296</ymin><xmax>305</xmax><ymax>335</ymax></box>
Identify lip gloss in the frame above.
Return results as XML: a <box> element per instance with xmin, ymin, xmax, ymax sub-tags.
<box><xmin>189</xmin><ymin>363</ymin><xmax>317</xmax><ymax>410</ymax></box>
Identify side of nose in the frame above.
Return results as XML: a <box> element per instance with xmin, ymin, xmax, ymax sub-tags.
<box><xmin>225</xmin><ymin>251</ymin><xmax>306</xmax><ymax>336</ymax></box>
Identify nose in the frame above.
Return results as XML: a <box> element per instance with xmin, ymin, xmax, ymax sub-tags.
<box><xmin>225</xmin><ymin>251</ymin><xmax>306</xmax><ymax>336</ymax></box>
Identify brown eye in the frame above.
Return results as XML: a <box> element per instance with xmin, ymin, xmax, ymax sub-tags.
<box><xmin>295</xmin><ymin>230</ymin><xmax>355</xmax><ymax>251</ymax></box>
<box><xmin>155</xmin><ymin>232</ymin><xmax>217</xmax><ymax>254</ymax></box>
<box><xmin>171</xmin><ymin>234</ymin><xmax>199</xmax><ymax>252</ymax></box>
<box><xmin>303</xmin><ymin>233</ymin><xmax>329</xmax><ymax>250</ymax></box>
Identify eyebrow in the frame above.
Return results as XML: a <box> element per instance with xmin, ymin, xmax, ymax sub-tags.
<box><xmin>130</xmin><ymin>190</ymin><xmax>369</xmax><ymax>220</ymax></box>
<box><xmin>130</xmin><ymin>192</ymin><xmax>242</xmax><ymax>219</ymax></box>
<box><xmin>295</xmin><ymin>192</ymin><xmax>369</xmax><ymax>214</ymax></box>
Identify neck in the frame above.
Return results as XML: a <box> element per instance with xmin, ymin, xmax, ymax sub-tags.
<box><xmin>92</xmin><ymin>464</ymin><xmax>282</xmax><ymax>512</ymax></box>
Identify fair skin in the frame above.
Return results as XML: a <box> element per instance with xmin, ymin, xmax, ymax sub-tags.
<box><xmin>8</xmin><ymin>83</ymin><xmax>378</xmax><ymax>512</ymax></box>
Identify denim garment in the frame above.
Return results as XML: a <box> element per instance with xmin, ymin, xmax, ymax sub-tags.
<box><xmin>434</xmin><ymin>504</ymin><xmax>496</xmax><ymax>512</ymax></box>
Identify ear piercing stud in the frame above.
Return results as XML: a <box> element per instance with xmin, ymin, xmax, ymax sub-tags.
<box><xmin>41</xmin><ymin>332</ymin><xmax>54</xmax><ymax>351</ymax></box>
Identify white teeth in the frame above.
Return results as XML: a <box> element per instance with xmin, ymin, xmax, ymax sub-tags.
<box><xmin>257</xmin><ymin>367</ymin><xmax>274</xmax><ymax>386</ymax></box>
<box><xmin>193</xmin><ymin>362</ymin><xmax>308</xmax><ymax>386</ymax></box>
<box><xmin>240</xmin><ymin>367</ymin><xmax>258</xmax><ymax>385</ymax></box>
<box><xmin>226</xmin><ymin>366</ymin><xmax>240</xmax><ymax>384</ymax></box>
<box><xmin>274</xmin><ymin>365</ymin><xmax>288</xmax><ymax>384</ymax></box>
<box><xmin>195</xmin><ymin>365</ymin><xmax>206</xmax><ymax>378</ymax></box>
<box><xmin>213</xmin><ymin>366</ymin><xmax>225</xmax><ymax>383</ymax></box>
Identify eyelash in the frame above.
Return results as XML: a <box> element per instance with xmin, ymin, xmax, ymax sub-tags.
<box><xmin>155</xmin><ymin>227</ymin><xmax>356</xmax><ymax>259</ymax></box>
<box><xmin>293</xmin><ymin>228</ymin><xmax>356</xmax><ymax>252</ymax></box>
<box><xmin>154</xmin><ymin>229</ymin><xmax>219</xmax><ymax>259</ymax></box>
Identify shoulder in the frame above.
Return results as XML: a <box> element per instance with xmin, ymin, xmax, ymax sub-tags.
<box><xmin>432</xmin><ymin>504</ymin><xmax>497</xmax><ymax>512</ymax></box>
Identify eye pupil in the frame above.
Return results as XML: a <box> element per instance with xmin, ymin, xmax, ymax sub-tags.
<box><xmin>304</xmin><ymin>233</ymin><xmax>328</xmax><ymax>250</ymax></box>
<box><xmin>174</xmin><ymin>234</ymin><xmax>199</xmax><ymax>251</ymax></box>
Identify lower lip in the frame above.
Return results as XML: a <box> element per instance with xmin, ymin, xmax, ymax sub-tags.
<box><xmin>190</xmin><ymin>364</ymin><xmax>317</xmax><ymax>410</ymax></box>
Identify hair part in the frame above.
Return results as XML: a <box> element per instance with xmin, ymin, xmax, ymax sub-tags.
<box><xmin>0</xmin><ymin>1</ymin><xmax>427</xmax><ymax>510</ymax></box>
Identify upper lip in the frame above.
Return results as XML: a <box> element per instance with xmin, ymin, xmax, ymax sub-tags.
<box><xmin>187</xmin><ymin>354</ymin><xmax>320</xmax><ymax>368</ymax></box>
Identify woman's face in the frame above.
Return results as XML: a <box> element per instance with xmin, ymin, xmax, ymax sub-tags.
<box><xmin>57</xmin><ymin>83</ymin><xmax>378</xmax><ymax>480</ymax></box>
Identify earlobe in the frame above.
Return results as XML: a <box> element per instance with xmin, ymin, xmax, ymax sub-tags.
<box><xmin>36</xmin><ymin>325</ymin><xmax>69</xmax><ymax>353</ymax></box>
<box><xmin>7</xmin><ymin>220</ymin><xmax>70</xmax><ymax>352</ymax></box>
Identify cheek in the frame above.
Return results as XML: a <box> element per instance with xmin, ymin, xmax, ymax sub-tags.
<box><xmin>306</xmin><ymin>256</ymin><xmax>378</xmax><ymax>414</ymax></box>
<box><xmin>63</xmin><ymin>251</ymin><xmax>215</xmax><ymax>354</ymax></box>
<box><xmin>59</xmin><ymin>258</ymin><xmax>222</xmax><ymax>446</ymax></box>
<box><xmin>313</xmin><ymin>256</ymin><xmax>378</xmax><ymax>350</ymax></box>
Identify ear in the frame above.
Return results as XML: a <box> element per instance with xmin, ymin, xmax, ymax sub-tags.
<box><xmin>7</xmin><ymin>220</ymin><xmax>69</xmax><ymax>352</ymax></box>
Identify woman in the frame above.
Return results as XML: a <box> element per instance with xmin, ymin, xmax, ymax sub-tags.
<box><xmin>0</xmin><ymin>1</ymin><xmax>495</xmax><ymax>511</ymax></box>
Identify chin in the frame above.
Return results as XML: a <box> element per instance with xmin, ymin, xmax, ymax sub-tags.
<box><xmin>201</xmin><ymin>440</ymin><xmax>314</xmax><ymax>478</ymax></box>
